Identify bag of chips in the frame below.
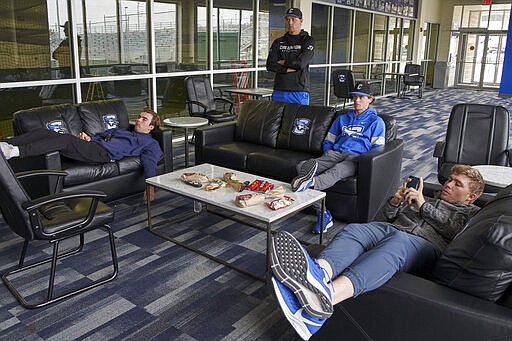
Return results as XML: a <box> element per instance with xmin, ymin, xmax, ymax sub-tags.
<box><xmin>235</xmin><ymin>193</ymin><xmax>265</xmax><ymax>208</ymax></box>
<box><xmin>266</xmin><ymin>196</ymin><xmax>294</xmax><ymax>210</ymax></box>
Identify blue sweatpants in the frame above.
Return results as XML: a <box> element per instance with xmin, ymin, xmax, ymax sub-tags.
<box><xmin>319</xmin><ymin>222</ymin><xmax>440</xmax><ymax>297</ymax></box>
<box><xmin>271</xmin><ymin>90</ymin><xmax>309</xmax><ymax>105</ymax></box>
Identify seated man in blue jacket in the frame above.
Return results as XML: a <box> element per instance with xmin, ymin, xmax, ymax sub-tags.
<box><xmin>0</xmin><ymin>108</ymin><xmax>162</xmax><ymax>201</ymax></box>
<box><xmin>291</xmin><ymin>81</ymin><xmax>386</xmax><ymax>233</ymax></box>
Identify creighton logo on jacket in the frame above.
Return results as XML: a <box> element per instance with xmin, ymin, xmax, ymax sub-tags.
<box><xmin>323</xmin><ymin>107</ymin><xmax>386</xmax><ymax>155</ymax></box>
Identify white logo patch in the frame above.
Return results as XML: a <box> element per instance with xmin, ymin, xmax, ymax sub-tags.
<box><xmin>292</xmin><ymin>118</ymin><xmax>311</xmax><ymax>135</ymax></box>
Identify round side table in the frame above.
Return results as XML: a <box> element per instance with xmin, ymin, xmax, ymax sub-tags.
<box><xmin>473</xmin><ymin>165</ymin><xmax>512</xmax><ymax>189</ymax></box>
<box><xmin>163</xmin><ymin>117</ymin><xmax>209</xmax><ymax>168</ymax></box>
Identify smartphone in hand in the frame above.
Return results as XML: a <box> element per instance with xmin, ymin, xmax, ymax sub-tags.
<box><xmin>407</xmin><ymin>176</ymin><xmax>420</xmax><ymax>190</ymax></box>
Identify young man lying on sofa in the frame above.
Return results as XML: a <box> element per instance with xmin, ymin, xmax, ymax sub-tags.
<box><xmin>0</xmin><ymin>108</ymin><xmax>161</xmax><ymax>201</ymax></box>
<box><xmin>269</xmin><ymin>164</ymin><xmax>485</xmax><ymax>340</ymax></box>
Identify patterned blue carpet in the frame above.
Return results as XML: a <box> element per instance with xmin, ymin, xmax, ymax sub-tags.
<box><xmin>1</xmin><ymin>88</ymin><xmax>511</xmax><ymax>340</ymax></box>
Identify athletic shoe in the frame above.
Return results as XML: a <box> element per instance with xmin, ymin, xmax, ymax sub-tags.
<box><xmin>291</xmin><ymin>160</ymin><xmax>317</xmax><ymax>192</ymax></box>
<box><xmin>312</xmin><ymin>210</ymin><xmax>333</xmax><ymax>234</ymax></box>
<box><xmin>271</xmin><ymin>276</ymin><xmax>326</xmax><ymax>340</ymax></box>
<box><xmin>270</xmin><ymin>231</ymin><xmax>333</xmax><ymax>319</ymax></box>
<box><xmin>0</xmin><ymin>142</ymin><xmax>15</xmax><ymax>160</ymax></box>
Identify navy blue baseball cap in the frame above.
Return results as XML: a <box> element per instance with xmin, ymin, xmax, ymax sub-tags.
<box><xmin>350</xmin><ymin>81</ymin><xmax>373</xmax><ymax>97</ymax></box>
<box><xmin>284</xmin><ymin>8</ymin><xmax>303</xmax><ymax>19</ymax></box>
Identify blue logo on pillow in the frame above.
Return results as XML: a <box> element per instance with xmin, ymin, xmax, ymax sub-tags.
<box><xmin>46</xmin><ymin>120</ymin><xmax>68</xmax><ymax>134</ymax></box>
<box><xmin>103</xmin><ymin>114</ymin><xmax>119</xmax><ymax>130</ymax></box>
<box><xmin>292</xmin><ymin>118</ymin><xmax>311</xmax><ymax>135</ymax></box>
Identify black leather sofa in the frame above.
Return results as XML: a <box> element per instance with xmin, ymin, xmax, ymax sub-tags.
<box><xmin>195</xmin><ymin>100</ymin><xmax>404</xmax><ymax>222</ymax></box>
<box><xmin>311</xmin><ymin>184</ymin><xmax>512</xmax><ymax>341</ymax></box>
<box><xmin>9</xmin><ymin>99</ymin><xmax>173</xmax><ymax>201</ymax></box>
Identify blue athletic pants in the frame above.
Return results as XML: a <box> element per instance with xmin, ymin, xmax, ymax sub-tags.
<box><xmin>319</xmin><ymin>222</ymin><xmax>440</xmax><ymax>297</ymax></box>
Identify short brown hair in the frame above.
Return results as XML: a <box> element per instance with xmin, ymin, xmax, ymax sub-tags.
<box><xmin>451</xmin><ymin>164</ymin><xmax>485</xmax><ymax>198</ymax></box>
<box><xmin>142</xmin><ymin>107</ymin><xmax>160</xmax><ymax>130</ymax></box>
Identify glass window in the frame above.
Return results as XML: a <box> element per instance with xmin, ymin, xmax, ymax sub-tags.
<box><xmin>156</xmin><ymin>76</ymin><xmax>188</xmax><ymax>119</ymax></box>
<box><xmin>213</xmin><ymin>1</ymin><xmax>254</xmax><ymax>70</ymax></box>
<box><xmin>386</xmin><ymin>17</ymin><xmax>400</xmax><ymax>61</ymax></box>
<box><xmin>462</xmin><ymin>5</ymin><xmax>489</xmax><ymax>29</ymax></box>
<box><xmin>154</xmin><ymin>0</ymin><xmax>207</xmax><ymax>72</ymax></box>
<box><xmin>353</xmin><ymin>11</ymin><xmax>371</xmax><ymax>63</ymax></box>
<box><xmin>310</xmin><ymin>67</ymin><xmax>326</xmax><ymax>106</ymax></box>
<box><xmin>452</xmin><ymin>6</ymin><xmax>462</xmax><ymax>30</ymax></box>
<box><xmin>402</xmin><ymin>19</ymin><xmax>413</xmax><ymax>61</ymax></box>
<box><xmin>311</xmin><ymin>3</ymin><xmax>329</xmax><ymax>64</ymax></box>
<box><xmin>488</xmin><ymin>4</ymin><xmax>511</xmax><ymax>30</ymax></box>
<box><xmin>0</xmin><ymin>1</ymin><xmax>67</xmax><ymax>82</ymax></box>
<box><xmin>257</xmin><ymin>0</ymin><xmax>292</xmax><ymax>68</ymax></box>
<box><xmin>332</xmin><ymin>8</ymin><xmax>352</xmax><ymax>64</ymax></box>
<box><xmin>77</xmin><ymin>0</ymin><xmax>150</xmax><ymax>77</ymax></box>
<box><xmin>372</xmin><ymin>15</ymin><xmax>386</xmax><ymax>62</ymax></box>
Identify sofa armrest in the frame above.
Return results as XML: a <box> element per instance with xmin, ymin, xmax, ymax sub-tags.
<box><xmin>355</xmin><ymin>139</ymin><xmax>404</xmax><ymax>222</ymax></box>
<box><xmin>313</xmin><ymin>272</ymin><xmax>512</xmax><ymax>340</ymax></box>
<box><xmin>8</xmin><ymin>152</ymin><xmax>63</xmax><ymax>198</ymax></box>
<box><xmin>150</xmin><ymin>128</ymin><xmax>173</xmax><ymax>173</ymax></box>
<box><xmin>433</xmin><ymin>140</ymin><xmax>445</xmax><ymax>158</ymax></box>
<box><xmin>194</xmin><ymin>121</ymin><xmax>236</xmax><ymax>164</ymax></box>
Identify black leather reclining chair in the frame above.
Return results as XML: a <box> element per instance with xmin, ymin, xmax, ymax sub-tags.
<box><xmin>0</xmin><ymin>152</ymin><xmax>118</xmax><ymax>308</ymax></box>
<box><xmin>434</xmin><ymin>103</ymin><xmax>511</xmax><ymax>192</ymax></box>
<box><xmin>184</xmin><ymin>76</ymin><xmax>236</xmax><ymax>124</ymax></box>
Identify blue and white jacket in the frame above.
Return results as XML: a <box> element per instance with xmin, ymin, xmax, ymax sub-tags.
<box><xmin>92</xmin><ymin>128</ymin><xmax>161</xmax><ymax>178</ymax></box>
<box><xmin>323</xmin><ymin>107</ymin><xmax>386</xmax><ymax>155</ymax></box>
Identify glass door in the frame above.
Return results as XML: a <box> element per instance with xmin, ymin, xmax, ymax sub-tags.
<box><xmin>456</xmin><ymin>32</ymin><xmax>506</xmax><ymax>88</ymax></box>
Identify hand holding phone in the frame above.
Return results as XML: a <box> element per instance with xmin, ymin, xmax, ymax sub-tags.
<box><xmin>406</xmin><ymin>176</ymin><xmax>420</xmax><ymax>190</ymax></box>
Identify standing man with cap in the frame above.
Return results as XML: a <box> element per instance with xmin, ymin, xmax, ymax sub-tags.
<box><xmin>266</xmin><ymin>7</ymin><xmax>315</xmax><ymax>105</ymax></box>
<box><xmin>290</xmin><ymin>81</ymin><xmax>386</xmax><ymax>233</ymax></box>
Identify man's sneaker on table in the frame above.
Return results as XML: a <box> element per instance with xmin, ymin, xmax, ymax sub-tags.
<box><xmin>292</xmin><ymin>160</ymin><xmax>317</xmax><ymax>192</ymax></box>
<box><xmin>312</xmin><ymin>210</ymin><xmax>333</xmax><ymax>234</ymax></box>
<box><xmin>270</xmin><ymin>230</ymin><xmax>333</xmax><ymax>319</ymax></box>
<box><xmin>271</xmin><ymin>276</ymin><xmax>326</xmax><ymax>340</ymax></box>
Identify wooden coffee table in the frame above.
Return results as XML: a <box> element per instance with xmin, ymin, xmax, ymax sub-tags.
<box><xmin>146</xmin><ymin>163</ymin><xmax>326</xmax><ymax>281</ymax></box>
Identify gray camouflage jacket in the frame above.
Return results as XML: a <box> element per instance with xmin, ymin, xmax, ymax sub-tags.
<box><xmin>383</xmin><ymin>193</ymin><xmax>480</xmax><ymax>251</ymax></box>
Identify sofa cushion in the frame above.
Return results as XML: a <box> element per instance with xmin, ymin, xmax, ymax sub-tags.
<box><xmin>78</xmin><ymin>99</ymin><xmax>130</xmax><ymax>136</ymax></box>
<box><xmin>200</xmin><ymin>142</ymin><xmax>272</xmax><ymax>171</ymax></box>
<box><xmin>246</xmin><ymin>149</ymin><xmax>318</xmax><ymax>182</ymax></box>
<box><xmin>235</xmin><ymin>100</ymin><xmax>285</xmax><ymax>148</ymax></box>
<box><xmin>430</xmin><ymin>184</ymin><xmax>512</xmax><ymax>301</ymax></box>
<box><xmin>13</xmin><ymin>104</ymin><xmax>83</xmax><ymax>136</ymax></box>
<box><xmin>276</xmin><ymin>104</ymin><xmax>335</xmax><ymax>154</ymax></box>
<box><xmin>61</xmin><ymin>160</ymin><xmax>120</xmax><ymax>186</ymax></box>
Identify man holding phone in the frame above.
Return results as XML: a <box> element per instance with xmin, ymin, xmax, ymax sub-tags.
<box><xmin>268</xmin><ymin>165</ymin><xmax>485</xmax><ymax>340</ymax></box>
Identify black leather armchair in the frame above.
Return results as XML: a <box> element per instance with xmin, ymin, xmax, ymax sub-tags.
<box><xmin>434</xmin><ymin>103</ymin><xmax>510</xmax><ymax>192</ymax></box>
<box><xmin>0</xmin><ymin>153</ymin><xmax>118</xmax><ymax>309</ymax></box>
<box><xmin>184</xmin><ymin>76</ymin><xmax>236</xmax><ymax>123</ymax></box>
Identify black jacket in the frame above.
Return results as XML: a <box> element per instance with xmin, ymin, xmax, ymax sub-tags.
<box><xmin>266</xmin><ymin>30</ymin><xmax>315</xmax><ymax>92</ymax></box>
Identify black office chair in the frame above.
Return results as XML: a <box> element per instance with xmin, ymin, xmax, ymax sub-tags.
<box><xmin>402</xmin><ymin>63</ymin><xmax>424</xmax><ymax>98</ymax></box>
<box><xmin>433</xmin><ymin>103</ymin><xmax>511</xmax><ymax>192</ymax></box>
<box><xmin>0</xmin><ymin>153</ymin><xmax>118</xmax><ymax>308</ymax></box>
<box><xmin>332</xmin><ymin>69</ymin><xmax>355</xmax><ymax>109</ymax></box>
<box><xmin>184</xmin><ymin>76</ymin><xmax>236</xmax><ymax>123</ymax></box>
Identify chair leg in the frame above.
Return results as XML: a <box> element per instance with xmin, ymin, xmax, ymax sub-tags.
<box><xmin>1</xmin><ymin>226</ymin><xmax>118</xmax><ymax>309</ymax></box>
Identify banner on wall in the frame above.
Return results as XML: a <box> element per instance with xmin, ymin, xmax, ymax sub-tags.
<box><xmin>499</xmin><ymin>11</ymin><xmax>512</xmax><ymax>97</ymax></box>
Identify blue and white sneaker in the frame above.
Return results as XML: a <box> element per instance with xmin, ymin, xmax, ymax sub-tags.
<box><xmin>271</xmin><ymin>276</ymin><xmax>326</xmax><ymax>340</ymax></box>
<box><xmin>270</xmin><ymin>231</ymin><xmax>333</xmax><ymax>319</ymax></box>
<box><xmin>312</xmin><ymin>210</ymin><xmax>333</xmax><ymax>234</ymax></box>
<box><xmin>292</xmin><ymin>160</ymin><xmax>317</xmax><ymax>192</ymax></box>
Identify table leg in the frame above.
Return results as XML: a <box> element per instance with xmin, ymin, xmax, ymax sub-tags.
<box><xmin>396</xmin><ymin>75</ymin><xmax>402</xmax><ymax>98</ymax></box>
<box><xmin>184</xmin><ymin>127</ymin><xmax>189</xmax><ymax>167</ymax></box>
<box><xmin>320</xmin><ymin>198</ymin><xmax>326</xmax><ymax>245</ymax></box>
<box><xmin>266</xmin><ymin>222</ymin><xmax>272</xmax><ymax>280</ymax></box>
<box><xmin>146</xmin><ymin>183</ymin><xmax>152</xmax><ymax>231</ymax></box>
